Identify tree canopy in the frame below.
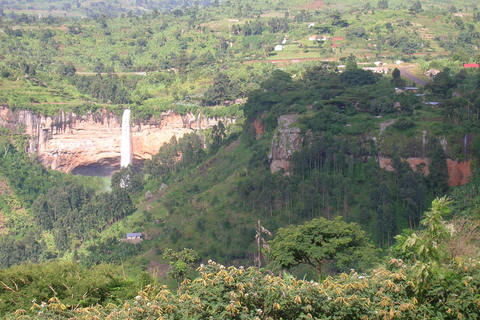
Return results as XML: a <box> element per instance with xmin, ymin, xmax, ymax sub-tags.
<box><xmin>266</xmin><ymin>217</ymin><xmax>380</xmax><ymax>276</ymax></box>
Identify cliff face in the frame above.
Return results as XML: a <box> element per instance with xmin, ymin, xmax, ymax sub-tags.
<box><xmin>269</xmin><ymin>115</ymin><xmax>303</xmax><ymax>175</ymax></box>
<box><xmin>267</xmin><ymin>115</ymin><xmax>471</xmax><ymax>186</ymax></box>
<box><xmin>379</xmin><ymin>157</ymin><xmax>472</xmax><ymax>186</ymax></box>
<box><xmin>0</xmin><ymin>107</ymin><xmax>229</xmax><ymax>173</ymax></box>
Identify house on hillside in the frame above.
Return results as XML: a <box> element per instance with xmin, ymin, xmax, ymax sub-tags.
<box><xmin>126</xmin><ymin>233</ymin><xmax>142</xmax><ymax>240</ymax></box>
<box><xmin>362</xmin><ymin>67</ymin><xmax>390</xmax><ymax>74</ymax></box>
<box><xmin>405</xmin><ymin>87</ymin><xmax>418</xmax><ymax>92</ymax></box>
<box><xmin>425</xmin><ymin>69</ymin><xmax>440</xmax><ymax>79</ymax></box>
<box><xmin>464</xmin><ymin>63</ymin><xmax>479</xmax><ymax>68</ymax></box>
<box><xmin>274</xmin><ymin>45</ymin><xmax>284</xmax><ymax>51</ymax></box>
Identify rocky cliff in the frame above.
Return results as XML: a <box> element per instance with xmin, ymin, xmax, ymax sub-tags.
<box><xmin>268</xmin><ymin>115</ymin><xmax>472</xmax><ymax>186</ymax></box>
<box><xmin>379</xmin><ymin>157</ymin><xmax>472</xmax><ymax>186</ymax></box>
<box><xmin>268</xmin><ymin>115</ymin><xmax>303</xmax><ymax>175</ymax></box>
<box><xmin>0</xmin><ymin>107</ymin><xmax>229</xmax><ymax>174</ymax></box>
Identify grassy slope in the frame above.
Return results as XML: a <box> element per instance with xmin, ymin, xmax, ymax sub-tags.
<box><xmin>100</xmin><ymin>136</ymin><xmax>257</xmax><ymax>268</ymax></box>
<box><xmin>0</xmin><ymin>0</ymin><xmax>479</xmax><ymax>277</ymax></box>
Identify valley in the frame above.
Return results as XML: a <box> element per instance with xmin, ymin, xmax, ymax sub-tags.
<box><xmin>1</xmin><ymin>0</ymin><xmax>480</xmax><ymax>318</ymax></box>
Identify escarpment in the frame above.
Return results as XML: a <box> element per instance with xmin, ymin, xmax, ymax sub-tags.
<box><xmin>267</xmin><ymin>115</ymin><xmax>472</xmax><ymax>186</ymax></box>
<box><xmin>0</xmin><ymin>107</ymin><xmax>231</xmax><ymax>174</ymax></box>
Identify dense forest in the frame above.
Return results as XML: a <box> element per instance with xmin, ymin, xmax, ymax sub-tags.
<box><xmin>1</xmin><ymin>0</ymin><xmax>480</xmax><ymax>318</ymax></box>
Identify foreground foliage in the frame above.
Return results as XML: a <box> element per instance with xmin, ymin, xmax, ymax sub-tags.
<box><xmin>7</xmin><ymin>258</ymin><xmax>480</xmax><ymax>320</ymax></box>
<box><xmin>0</xmin><ymin>261</ymin><xmax>138</xmax><ymax>315</ymax></box>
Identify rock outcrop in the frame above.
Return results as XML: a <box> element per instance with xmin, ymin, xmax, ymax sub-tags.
<box><xmin>267</xmin><ymin>115</ymin><xmax>472</xmax><ymax>185</ymax></box>
<box><xmin>378</xmin><ymin>157</ymin><xmax>471</xmax><ymax>187</ymax></box>
<box><xmin>0</xmin><ymin>107</ymin><xmax>231</xmax><ymax>173</ymax></box>
<box><xmin>269</xmin><ymin>115</ymin><xmax>303</xmax><ymax>175</ymax></box>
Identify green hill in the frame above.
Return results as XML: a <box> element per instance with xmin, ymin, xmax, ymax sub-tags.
<box><xmin>1</xmin><ymin>0</ymin><xmax>480</xmax><ymax>317</ymax></box>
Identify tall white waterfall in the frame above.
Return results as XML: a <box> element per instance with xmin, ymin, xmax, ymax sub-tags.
<box><xmin>121</xmin><ymin>109</ymin><xmax>133</xmax><ymax>168</ymax></box>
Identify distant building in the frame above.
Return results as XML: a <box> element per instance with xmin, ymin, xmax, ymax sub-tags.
<box><xmin>405</xmin><ymin>87</ymin><xmax>418</xmax><ymax>92</ymax></box>
<box><xmin>425</xmin><ymin>69</ymin><xmax>440</xmax><ymax>79</ymax></box>
<box><xmin>274</xmin><ymin>45</ymin><xmax>284</xmax><ymax>51</ymax></box>
<box><xmin>126</xmin><ymin>233</ymin><xmax>142</xmax><ymax>239</ymax></box>
<box><xmin>374</xmin><ymin>61</ymin><xmax>385</xmax><ymax>66</ymax></box>
<box><xmin>362</xmin><ymin>67</ymin><xmax>390</xmax><ymax>74</ymax></box>
<box><xmin>464</xmin><ymin>63</ymin><xmax>479</xmax><ymax>68</ymax></box>
<box><xmin>395</xmin><ymin>60</ymin><xmax>404</xmax><ymax>65</ymax></box>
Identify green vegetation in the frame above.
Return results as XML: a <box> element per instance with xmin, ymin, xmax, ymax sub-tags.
<box><xmin>1</xmin><ymin>0</ymin><xmax>480</xmax><ymax>318</ymax></box>
<box><xmin>0</xmin><ymin>261</ymin><xmax>139</xmax><ymax>315</ymax></box>
<box><xmin>267</xmin><ymin>217</ymin><xmax>380</xmax><ymax>276</ymax></box>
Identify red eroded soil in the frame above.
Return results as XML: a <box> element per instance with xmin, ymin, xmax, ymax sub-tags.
<box><xmin>379</xmin><ymin>157</ymin><xmax>472</xmax><ymax>187</ymax></box>
<box><xmin>300</xmin><ymin>0</ymin><xmax>324</xmax><ymax>10</ymax></box>
<box><xmin>254</xmin><ymin>118</ymin><xmax>264</xmax><ymax>137</ymax></box>
<box><xmin>447</xmin><ymin>159</ymin><xmax>472</xmax><ymax>186</ymax></box>
<box><xmin>432</xmin><ymin>16</ymin><xmax>441</xmax><ymax>22</ymax></box>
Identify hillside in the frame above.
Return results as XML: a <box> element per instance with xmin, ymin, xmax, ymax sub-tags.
<box><xmin>1</xmin><ymin>0</ymin><xmax>480</xmax><ymax>317</ymax></box>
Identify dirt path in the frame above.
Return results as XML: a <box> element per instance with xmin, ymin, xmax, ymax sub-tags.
<box><xmin>399</xmin><ymin>66</ymin><xmax>426</xmax><ymax>86</ymax></box>
<box><xmin>300</xmin><ymin>0</ymin><xmax>324</xmax><ymax>10</ymax></box>
<box><xmin>379</xmin><ymin>119</ymin><xmax>397</xmax><ymax>135</ymax></box>
<box><xmin>245</xmin><ymin>57</ymin><xmax>334</xmax><ymax>65</ymax></box>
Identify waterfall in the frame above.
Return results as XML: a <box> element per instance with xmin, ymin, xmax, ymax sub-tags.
<box><xmin>464</xmin><ymin>134</ymin><xmax>468</xmax><ymax>160</ymax></box>
<box><xmin>121</xmin><ymin>109</ymin><xmax>133</xmax><ymax>168</ymax></box>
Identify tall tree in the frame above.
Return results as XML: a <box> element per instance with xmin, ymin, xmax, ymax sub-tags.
<box><xmin>267</xmin><ymin>217</ymin><xmax>379</xmax><ymax>276</ymax></box>
<box><xmin>426</xmin><ymin>137</ymin><xmax>449</xmax><ymax>197</ymax></box>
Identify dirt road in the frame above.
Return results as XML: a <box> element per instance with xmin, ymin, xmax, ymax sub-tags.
<box><xmin>399</xmin><ymin>66</ymin><xmax>426</xmax><ymax>86</ymax></box>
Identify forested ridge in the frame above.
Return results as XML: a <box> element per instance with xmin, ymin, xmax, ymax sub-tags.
<box><xmin>1</xmin><ymin>0</ymin><xmax>480</xmax><ymax>318</ymax></box>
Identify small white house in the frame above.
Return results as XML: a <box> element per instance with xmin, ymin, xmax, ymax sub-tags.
<box><xmin>363</xmin><ymin>67</ymin><xmax>390</xmax><ymax>74</ymax></box>
<box><xmin>126</xmin><ymin>233</ymin><xmax>142</xmax><ymax>239</ymax></box>
<box><xmin>274</xmin><ymin>44</ymin><xmax>284</xmax><ymax>51</ymax></box>
<box><xmin>425</xmin><ymin>69</ymin><xmax>440</xmax><ymax>79</ymax></box>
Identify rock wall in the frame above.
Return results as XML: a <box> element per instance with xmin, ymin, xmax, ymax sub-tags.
<box><xmin>379</xmin><ymin>157</ymin><xmax>471</xmax><ymax>187</ymax></box>
<box><xmin>267</xmin><ymin>114</ymin><xmax>472</xmax><ymax>186</ymax></box>
<box><xmin>269</xmin><ymin>115</ymin><xmax>303</xmax><ymax>175</ymax></box>
<box><xmin>0</xmin><ymin>107</ymin><xmax>231</xmax><ymax>173</ymax></box>
<box><xmin>447</xmin><ymin>159</ymin><xmax>472</xmax><ymax>186</ymax></box>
